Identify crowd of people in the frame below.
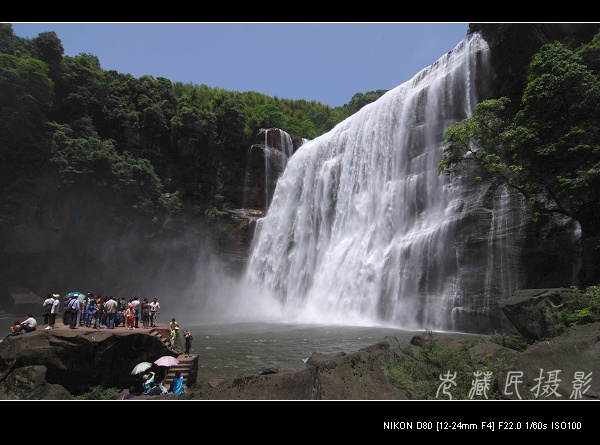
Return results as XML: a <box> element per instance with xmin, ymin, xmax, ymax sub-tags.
<box><xmin>59</xmin><ymin>293</ymin><xmax>162</xmax><ymax>331</ymax></box>
<box><xmin>0</xmin><ymin>292</ymin><xmax>191</xmax><ymax>338</ymax></box>
<box><xmin>1</xmin><ymin>291</ymin><xmax>194</xmax><ymax>397</ymax></box>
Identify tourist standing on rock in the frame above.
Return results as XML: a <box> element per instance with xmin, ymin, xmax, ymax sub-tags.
<box><xmin>149</xmin><ymin>297</ymin><xmax>160</xmax><ymax>327</ymax></box>
<box><xmin>77</xmin><ymin>296</ymin><xmax>86</xmax><ymax>327</ymax></box>
<box><xmin>125</xmin><ymin>303</ymin><xmax>135</xmax><ymax>330</ymax></box>
<box><xmin>67</xmin><ymin>297</ymin><xmax>80</xmax><ymax>329</ymax></box>
<box><xmin>63</xmin><ymin>296</ymin><xmax>71</xmax><ymax>325</ymax></box>
<box><xmin>131</xmin><ymin>296</ymin><xmax>140</xmax><ymax>328</ymax></box>
<box><xmin>46</xmin><ymin>293</ymin><xmax>60</xmax><ymax>330</ymax></box>
<box><xmin>104</xmin><ymin>296</ymin><xmax>118</xmax><ymax>329</ymax></box>
<box><xmin>142</xmin><ymin>298</ymin><xmax>151</xmax><ymax>328</ymax></box>
<box><xmin>183</xmin><ymin>329</ymin><xmax>193</xmax><ymax>357</ymax></box>
<box><xmin>84</xmin><ymin>298</ymin><xmax>97</xmax><ymax>328</ymax></box>
<box><xmin>42</xmin><ymin>294</ymin><xmax>53</xmax><ymax>325</ymax></box>
<box><xmin>92</xmin><ymin>297</ymin><xmax>102</xmax><ymax>329</ymax></box>
<box><xmin>170</xmin><ymin>325</ymin><xmax>179</xmax><ymax>351</ymax></box>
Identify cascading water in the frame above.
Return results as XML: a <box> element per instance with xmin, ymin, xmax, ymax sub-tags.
<box><xmin>242</xmin><ymin>128</ymin><xmax>295</xmax><ymax>212</ymax></box>
<box><xmin>240</xmin><ymin>32</ymin><xmax>496</xmax><ymax>333</ymax></box>
<box><xmin>229</xmin><ymin>31</ymin><xmax>577</xmax><ymax>334</ymax></box>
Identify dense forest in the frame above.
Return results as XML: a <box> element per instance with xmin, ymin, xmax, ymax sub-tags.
<box><xmin>0</xmin><ymin>23</ymin><xmax>386</xmax><ymax>242</ymax></box>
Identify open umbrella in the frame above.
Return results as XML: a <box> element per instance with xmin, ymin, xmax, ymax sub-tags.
<box><xmin>153</xmin><ymin>356</ymin><xmax>179</xmax><ymax>367</ymax></box>
<box><xmin>131</xmin><ymin>362</ymin><xmax>153</xmax><ymax>375</ymax></box>
<box><xmin>64</xmin><ymin>291</ymin><xmax>86</xmax><ymax>301</ymax></box>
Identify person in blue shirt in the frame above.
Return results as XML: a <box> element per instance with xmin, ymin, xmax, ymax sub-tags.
<box><xmin>170</xmin><ymin>370</ymin><xmax>184</xmax><ymax>394</ymax></box>
<box><xmin>142</xmin><ymin>371</ymin><xmax>155</xmax><ymax>394</ymax></box>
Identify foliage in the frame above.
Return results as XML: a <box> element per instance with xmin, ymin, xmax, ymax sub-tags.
<box><xmin>75</xmin><ymin>385</ymin><xmax>121</xmax><ymax>400</ymax></box>
<box><xmin>49</xmin><ymin>121</ymin><xmax>172</xmax><ymax>229</ymax></box>
<box><xmin>0</xmin><ymin>53</ymin><xmax>54</xmax><ymax>168</ymax></box>
<box><xmin>488</xmin><ymin>331</ymin><xmax>531</xmax><ymax>352</ymax></box>
<box><xmin>344</xmin><ymin>89</ymin><xmax>388</xmax><ymax>114</ymax></box>
<box><xmin>553</xmin><ymin>286</ymin><xmax>600</xmax><ymax>334</ymax></box>
<box><xmin>382</xmin><ymin>333</ymin><xmax>511</xmax><ymax>400</ymax></box>
<box><xmin>245</xmin><ymin>103</ymin><xmax>288</xmax><ymax>134</ymax></box>
<box><xmin>0</xmin><ymin>23</ymin><xmax>416</xmax><ymax>255</ymax></box>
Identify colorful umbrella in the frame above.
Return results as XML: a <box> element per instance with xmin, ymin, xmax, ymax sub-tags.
<box><xmin>64</xmin><ymin>291</ymin><xmax>86</xmax><ymax>301</ymax></box>
<box><xmin>131</xmin><ymin>362</ymin><xmax>153</xmax><ymax>375</ymax></box>
<box><xmin>153</xmin><ymin>356</ymin><xmax>179</xmax><ymax>367</ymax></box>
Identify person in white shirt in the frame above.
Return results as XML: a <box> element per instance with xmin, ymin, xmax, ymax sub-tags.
<box><xmin>42</xmin><ymin>294</ymin><xmax>54</xmax><ymax>325</ymax></box>
<box><xmin>149</xmin><ymin>298</ymin><xmax>160</xmax><ymax>327</ymax></box>
<box><xmin>16</xmin><ymin>314</ymin><xmax>37</xmax><ymax>334</ymax></box>
<box><xmin>46</xmin><ymin>294</ymin><xmax>60</xmax><ymax>329</ymax></box>
<box><xmin>131</xmin><ymin>297</ymin><xmax>140</xmax><ymax>328</ymax></box>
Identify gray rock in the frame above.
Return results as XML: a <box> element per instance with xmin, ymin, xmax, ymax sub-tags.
<box><xmin>498</xmin><ymin>322</ymin><xmax>600</xmax><ymax>400</ymax></box>
<box><xmin>0</xmin><ymin>365</ymin><xmax>73</xmax><ymax>400</ymax></box>
<box><xmin>500</xmin><ymin>288</ymin><xmax>570</xmax><ymax>341</ymax></box>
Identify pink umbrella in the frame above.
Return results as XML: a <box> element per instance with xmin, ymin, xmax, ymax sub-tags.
<box><xmin>153</xmin><ymin>355</ymin><xmax>179</xmax><ymax>367</ymax></box>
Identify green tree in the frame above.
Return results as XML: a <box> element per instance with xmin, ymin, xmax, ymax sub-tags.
<box><xmin>52</xmin><ymin>53</ymin><xmax>106</xmax><ymax>124</ymax></box>
<box><xmin>439</xmin><ymin>40</ymin><xmax>600</xmax><ymax>286</ymax></box>
<box><xmin>345</xmin><ymin>89</ymin><xmax>388</xmax><ymax>114</ymax></box>
<box><xmin>0</xmin><ymin>54</ymin><xmax>54</xmax><ymax>168</ymax></box>
<box><xmin>246</xmin><ymin>103</ymin><xmax>288</xmax><ymax>134</ymax></box>
<box><xmin>49</xmin><ymin>121</ymin><xmax>172</xmax><ymax>229</ymax></box>
<box><xmin>31</xmin><ymin>31</ymin><xmax>64</xmax><ymax>73</ymax></box>
<box><xmin>0</xmin><ymin>23</ymin><xmax>16</xmax><ymax>55</ymax></box>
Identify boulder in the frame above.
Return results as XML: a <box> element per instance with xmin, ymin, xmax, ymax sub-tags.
<box><xmin>497</xmin><ymin>322</ymin><xmax>600</xmax><ymax>400</ymax></box>
<box><xmin>500</xmin><ymin>288</ymin><xmax>570</xmax><ymax>341</ymax></box>
<box><xmin>0</xmin><ymin>365</ymin><xmax>73</xmax><ymax>400</ymax></box>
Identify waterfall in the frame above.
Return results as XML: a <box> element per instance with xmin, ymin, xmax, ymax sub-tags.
<box><xmin>242</xmin><ymin>128</ymin><xmax>294</xmax><ymax>213</ymax></box>
<box><xmin>237</xmin><ymin>31</ymin><xmax>561</xmax><ymax>334</ymax></box>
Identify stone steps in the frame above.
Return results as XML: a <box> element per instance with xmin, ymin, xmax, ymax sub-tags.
<box><xmin>149</xmin><ymin>327</ymin><xmax>197</xmax><ymax>390</ymax></box>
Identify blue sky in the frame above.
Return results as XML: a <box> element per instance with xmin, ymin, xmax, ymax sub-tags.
<box><xmin>9</xmin><ymin>22</ymin><xmax>469</xmax><ymax>108</ymax></box>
